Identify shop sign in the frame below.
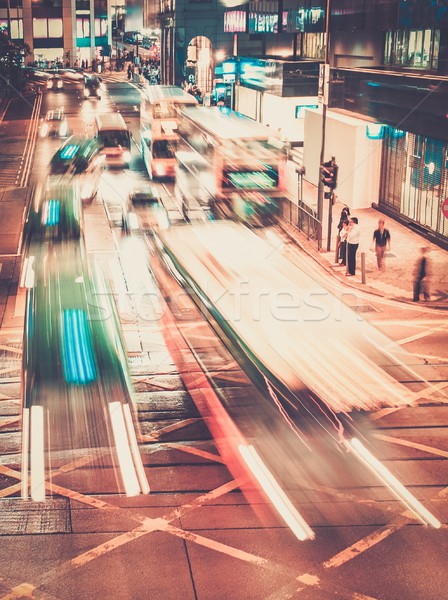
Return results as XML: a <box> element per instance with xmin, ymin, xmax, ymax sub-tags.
<box><xmin>224</xmin><ymin>10</ymin><xmax>247</xmax><ymax>33</ymax></box>
<box><xmin>249</xmin><ymin>12</ymin><xmax>278</xmax><ymax>33</ymax></box>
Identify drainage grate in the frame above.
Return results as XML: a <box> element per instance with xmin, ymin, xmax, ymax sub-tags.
<box><xmin>353</xmin><ymin>304</ymin><xmax>380</xmax><ymax>313</ymax></box>
<box><xmin>0</xmin><ymin>498</ymin><xmax>71</xmax><ymax>535</ymax></box>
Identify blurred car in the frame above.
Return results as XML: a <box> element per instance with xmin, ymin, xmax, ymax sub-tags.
<box><xmin>40</xmin><ymin>109</ymin><xmax>70</xmax><ymax>139</ymax></box>
<box><xmin>129</xmin><ymin>186</ymin><xmax>160</xmax><ymax>204</ymax></box>
<box><xmin>23</xmin><ymin>68</ymin><xmax>50</xmax><ymax>86</ymax></box>
<box><xmin>83</xmin><ymin>75</ymin><xmax>103</xmax><ymax>99</ymax></box>
<box><xmin>46</xmin><ymin>74</ymin><xmax>64</xmax><ymax>90</ymax></box>
<box><xmin>57</xmin><ymin>68</ymin><xmax>84</xmax><ymax>81</ymax></box>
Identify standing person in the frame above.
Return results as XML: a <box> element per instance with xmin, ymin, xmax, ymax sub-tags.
<box><xmin>346</xmin><ymin>217</ymin><xmax>360</xmax><ymax>276</ymax></box>
<box><xmin>127</xmin><ymin>64</ymin><xmax>132</xmax><ymax>80</ymax></box>
<box><xmin>335</xmin><ymin>205</ymin><xmax>350</xmax><ymax>263</ymax></box>
<box><xmin>372</xmin><ymin>219</ymin><xmax>391</xmax><ymax>270</ymax></box>
<box><xmin>413</xmin><ymin>247</ymin><xmax>432</xmax><ymax>302</ymax></box>
<box><xmin>339</xmin><ymin>219</ymin><xmax>350</xmax><ymax>266</ymax></box>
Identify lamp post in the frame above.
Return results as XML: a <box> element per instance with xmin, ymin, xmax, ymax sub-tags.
<box><xmin>316</xmin><ymin>0</ymin><xmax>332</xmax><ymax>251</ymax></box>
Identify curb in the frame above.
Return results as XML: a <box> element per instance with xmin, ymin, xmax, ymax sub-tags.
<box><xmin>277</xmin><ymin>219</ymin><xmax>448</xmax><ymax>311</ymax></box>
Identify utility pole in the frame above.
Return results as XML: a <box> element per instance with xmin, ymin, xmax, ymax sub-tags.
<box><xmin>317</xmin><ymin>0</ymin><xmax>331</xmax><ymax>251</ymax></box>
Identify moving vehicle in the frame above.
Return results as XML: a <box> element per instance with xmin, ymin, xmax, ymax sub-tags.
<box><xmin>40</xmin><ymin>109</ymin><xmax>70</xmax><ymax>139</ymax></box>
<box><xmin>49</xmin><ymin>137</ymin><xmax>104</xmax><ymax>203</ymax></box>
<box><xmin>178</xmin><ymin>107</ymin><xmax>286</xmax><ymax>225</ymax></box>
<box><xmin>140</xmin><ymin>85</ymin><xmax>197</xmax><ymax>179</ymax></box>
<box><xmin>121</xmin><ymin>185</ymin><xmax>161</xmax><ymax>234</ymax></box>
<box><xmin>95</xmin><ymin>113</ymin><xmax>131</xmax><ymax>167</ymax></box>
<box><xmin>46</xmin><ymin>74</ymin><xmax>63</xmax><ymax>90</ymax></box>
<box><xmin>174</xmin><ymin>150</ymin><xmax>215</xmax><ymax>220</ymax></box>
<box><xmin>84</xmin><ymin>75</ymin><xmax>103</xmax><ymax>99</ymax></box>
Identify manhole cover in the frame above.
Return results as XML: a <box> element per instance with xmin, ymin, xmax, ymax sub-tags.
<box><xmin>354</xmin><ymin>304</ymin><xmax>380</xmax><ymax>313</ymax></box>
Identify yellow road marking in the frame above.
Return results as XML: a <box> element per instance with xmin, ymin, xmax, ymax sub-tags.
<box><xmin>163</xmin><ymin>442</ymin><xmax>224</xmax><ymax>464</ymax></box>
<box><xmin>323</xmin><ymin>522</ymin><xmax>404</xmax><ymax>569</ymax></box>
<box><xmin>0</xmin><ymin>417</ymin><xmax>19</xmax><ymax>429</ymax></box>
<box><xmin>139</xmin><ymin>417</ymin><xmax>202</xmax><ymax>441</ymax></box>
<box><xmin>0</xmin><ymin>345</ymin><xmax>22</xmax><ymax>355</ymax></box>
<box><xmin>374</xmin><ymin>433</ymin><xmax>448</xmax><ymax>459</ymax></box>
<box><xmin>0</xmin><ymin>482</ymin><xmax>21</xmax><ymax>498</ymax></box>
<box><xmin>0</xmin><ymin>583</ymin><xmax>36</xmax><ymax>600</ymax></box>
<box><xmin>395</xmin><ymin>321</ymin><xmax>448</xmax><ymax>346</ymax></box>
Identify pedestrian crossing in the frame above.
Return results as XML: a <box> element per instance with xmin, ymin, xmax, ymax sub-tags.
<box><xmin>0</xmin><ymin>154</ymin><xmax>21</xmax><ymax>189</ymax></box>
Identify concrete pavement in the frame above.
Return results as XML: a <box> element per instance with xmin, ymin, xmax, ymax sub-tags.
<box><xmin>281</xmin><ymin>175</ymin><xmax>448</xmax><ymax>309</ymax></box>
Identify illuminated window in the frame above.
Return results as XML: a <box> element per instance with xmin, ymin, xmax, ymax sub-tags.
<box><xmin>77</xmin><ymin>17</ymin><xmax>90</xmax><ymax>38</ymax></box>
<box><xmin>33</xmin><ymin>18</ymin><xmax>48</xmax><ymax>38</ymax></box>
<box><xmin>10</xmin><ymin>19</ymin><xmax>23</xmax><ymax>39</ymax></box>
<box><xmin>48</xmin><ymin>19</ymin><xmax>63</xmax><ymax>38</ymax></box>
<box><xmin>94</xmin><ymin>18</ymin><xmax>107</xmax><ymax>37</ymax></box>
<box><xmin>33</xmin><ymin>18</ymin><xmax>63</xmax><ymax>39</ymax></box>
<box><xmin>384</xmin><ymin>29</ymin><xmax>439</xmax><ymax>70</ymax></box>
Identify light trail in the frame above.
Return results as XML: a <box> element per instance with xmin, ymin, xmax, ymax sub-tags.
<box><xmin>347</xmin><ymin>437</ymin><xmax>441</xmax><ymax>529</ymax></box>
<box><xmin>30</xmin><ymin>405</ymin><xmax>45</xmax><ymax>502</ymax></box>
<box><xmin>239</xmin><ymin>444</ymin><xmax>315</xmax><ymax>542</ymax></box>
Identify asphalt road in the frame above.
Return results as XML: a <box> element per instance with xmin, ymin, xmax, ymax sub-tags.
<box><xmin>0</xmin><ymin>77</ymin><xmax>447</xmax><ymax>600</ymax></box>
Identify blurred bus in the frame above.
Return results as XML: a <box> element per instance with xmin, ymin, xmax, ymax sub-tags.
<box><xmin>178</xmin><ymin>107</ymin><xmax>286</xmax><ymax>225</ymax></box>
<box><xmin>140</xmin><ymin>85</ymin><xmax>197</xmax><ymax>179</ymax></box>
<box><xmin>21</xmin><ymin>245</ymin><xmax>149</xmax><ymax>499</ymax></box>
<box><xmin>174</xmin><ymin>150</ymin><xmax>215</xmax><ymax>220</ymax></box>
<box><xmin>95</xmin><ymin>113</ymin><xmax>131</xmax><ymax>167</ymax></box>
<box><xmin>49</xmin><ymin>136</ymin><xmax>104</xmax><ymax>203</ymax></box>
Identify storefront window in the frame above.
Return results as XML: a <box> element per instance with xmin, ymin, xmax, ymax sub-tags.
<box><xmin>383</xmin><ymin>29</ymin><xmax>439</xmax><ymax>69</ymax></box>
<box><xmin>33</xmin><ymin>19</ymin><xmax>48</xmax><ymax>39</ymax></box>
<box><xmin>380</xmin><ymin>127</ymin><xmax>448</xmax><ymax>240</ymax></box>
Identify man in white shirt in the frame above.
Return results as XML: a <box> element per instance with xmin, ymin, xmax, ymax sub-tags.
<box><xmin>346</xmin><ymin>217</ymin><xmax>360</xmax><ymax>276</ymax></box>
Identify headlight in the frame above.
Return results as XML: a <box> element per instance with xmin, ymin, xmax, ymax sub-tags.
<box><xmin>57</xmin><ymin>80</ymin><xmax>63</xmax><ymax>88</ymax></box>
<box><xmin>123</xmin><ymin>151</ymin><xmax>131</xmax><ymax>163</ymax></box>
<box><xmin>47</xmin><ymin>80</ymin><xmax>53</xmax><ymax>89</ymax></box>
<box><xmin>154</xmin><ymin>163</ymin><xmax>166</xmax><ymax>176</ymax></box>
<box><xmin>84</xmin><ymin>88</ymin><xmax>90</xmax><ymax>97</ymax></box>
<box><xmin>81</xmin><ymin>183</ymin><xmax>94</xmax><ymax>200</ymax></box>
<box><xmin>40</xmin><ymin>123</ymin><xmax>49</xmax><ymax>137</ymax></box>
<box><xmin>59</xmin><ymin>122</ymin><xmax>68</xmax><ymax>137</ymax></box>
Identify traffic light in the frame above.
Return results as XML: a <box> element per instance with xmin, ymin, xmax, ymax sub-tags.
<box><xmin>321</xmin><ymin>159</ymin><xmax>338</xmax><ymax>189</ymax></box>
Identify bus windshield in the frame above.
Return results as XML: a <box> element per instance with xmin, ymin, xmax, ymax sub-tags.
<box><xmin>98</xmin><ymin>130</ymin><xmax>130</xmax><ymax>149</ymax></box>
<box><xmin>153</xmin><ymin>139</ymin><xmax>177</xmax><ymax>159</ymax></box>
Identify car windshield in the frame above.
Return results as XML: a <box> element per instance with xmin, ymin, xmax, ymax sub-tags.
<box><xmin>98</xmin><ymin>130</ymin><xmax>130</xmax><ymax>148</ymax></box>
<box><xmin>86</xmin><ymin>77</ymin><xmax>101</xmax><ymax>88</ymax></box>
<box><xmin>153</xmin><ymin>139</ymin><xmax>177</xmax><ymax>159</ymax></box>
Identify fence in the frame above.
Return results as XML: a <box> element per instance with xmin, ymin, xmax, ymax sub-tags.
<box><xmin>279</xmin><ymin>197</ymin><xmax>321</xmax><ymax>242</ymax></box>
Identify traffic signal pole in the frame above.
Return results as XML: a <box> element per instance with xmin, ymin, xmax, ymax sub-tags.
<box><xmin>317</xmin><ymin>0</ymin><xmax>331</xmax><ymax>251</ymax></box>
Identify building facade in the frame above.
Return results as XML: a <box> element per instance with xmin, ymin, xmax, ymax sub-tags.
<box><xmin>0</xmin><ymin>0</ymin><xmax>111</xmax><ymax>67</ymax></box>
<box><xmin>221</xmin><ymin>0</ymin><xmax>448</xmax><ymax>246</ymax></box>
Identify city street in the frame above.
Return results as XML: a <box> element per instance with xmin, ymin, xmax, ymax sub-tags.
<box><xmin>0</xmin><ymin>77</ymin><xmax>447</xmax><ymax>600</ymax></box>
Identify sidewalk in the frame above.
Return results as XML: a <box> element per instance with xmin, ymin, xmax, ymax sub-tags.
<box><xmin>280</xmin><ymin>178</ymin><xmax>448</xmax><ymax>308</ymax></box>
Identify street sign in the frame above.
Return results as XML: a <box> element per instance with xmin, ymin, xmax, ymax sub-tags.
<box><xmin>443</xmin><ymin>197</ymin><xmax>448</xmax><ymax>218</ymax></box>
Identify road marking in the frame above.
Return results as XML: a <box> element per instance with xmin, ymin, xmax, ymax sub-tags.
<box><xmin>374</xmin><ymin>433</ymin><xmax>448</xmax><ymax>459</ymax></box>
<box><xmin>323</xmin><ymin>522</ymin><xmax>405</xmax><ymax>569</ymax></box>
<box><xmin>0</xmin><ymin>416</ymin><xmax>19</xmax><ymax>429</ymax></box>
<box><xmin>139</xmin><ymin>417</ymin><xmax>202</xmax><ymax>441</ymax></box>
<box><xmin>0</xmin><ymin>345</ymin><xmax>22</xmax><ymax>355</ymax></box>
<box><xmin>163</xmin><ymin>442</ymin><xmax>224</xmax><ymax>464</ymax></box>
<box><xmin>371</xmin><ymin>380</ymin><xmax>448</xmax><ymax>421</ymax></box>
<box><xmin>0</xmin><ymin>583</ymin><xmax>36</xmax><ymax>600</ymax></box>
<box><xmin>395</xmin><ymin>320</ymin><xmax>448</xmax><ymax>346</ymax></box>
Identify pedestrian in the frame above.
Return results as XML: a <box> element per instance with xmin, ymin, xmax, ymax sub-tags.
<box><xmin>339</xmin><ymin>219</ymin><xmax>350</xmax><ymax>266</ymax></box>
<box><xmin>335</xmin><ymin>205</ymin><xmax>350</xmax><ymax>263</ymax></box>
<box><xmin>127</xmin><ymin>64</ymin><xmax>132</xmax><ymax>80</ymax></box>
<box><xmin>346</xmin><ymin>217</ymin><xmax>360</xmax><ymax>276</ymax></box>
<box><xmin>372</xmin><ymin>219</ymin><xmax>391</xmax><ymax>270</ymax></box>
<box><xmin>413</xmin><ymin>246</ymin><xmax>432</xmax><ymax>302</ymax></box>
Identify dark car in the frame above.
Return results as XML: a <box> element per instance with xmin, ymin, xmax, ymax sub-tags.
<box><xmin>83</xmin><ymin>75</ymin><xmax>103</xmax><ymax>99</ymax></box>
<box><xmin>129</xmin><ymin>186</ymin><xmax>160</xmax><ymax>204</ymax></box>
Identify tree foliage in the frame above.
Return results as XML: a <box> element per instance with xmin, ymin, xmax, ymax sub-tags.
<box><xmin>0</xmin><ymin>30</ymin><xmax>30</xmax><ymax>90</ymax></box>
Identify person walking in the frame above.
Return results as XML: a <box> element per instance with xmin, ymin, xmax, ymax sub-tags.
<box><xmin>346</xmin><ymin>217</ymin><xmax>360</xmax><ymax>276</ymax></box>
<box><xmin>413</xmin><ymin>247</ymin><xmax>432</xmax><ymax>302</ymax></box>
<box><xmin>372</xmin><ymin>219</ymin><xmax>391</xmax><ymax>270</ymax></box>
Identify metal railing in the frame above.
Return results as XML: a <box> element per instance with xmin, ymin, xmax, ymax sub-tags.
<box><xmin>279</xmin><ymin>197</ymin><xmax>320</xmax><ymax>241</ymax></box>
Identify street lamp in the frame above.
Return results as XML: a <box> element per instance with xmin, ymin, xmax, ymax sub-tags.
<box><xmin>317</xmin><ymin>0</ymin><xmax>332</xmax><ymax>251</ymax></box>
